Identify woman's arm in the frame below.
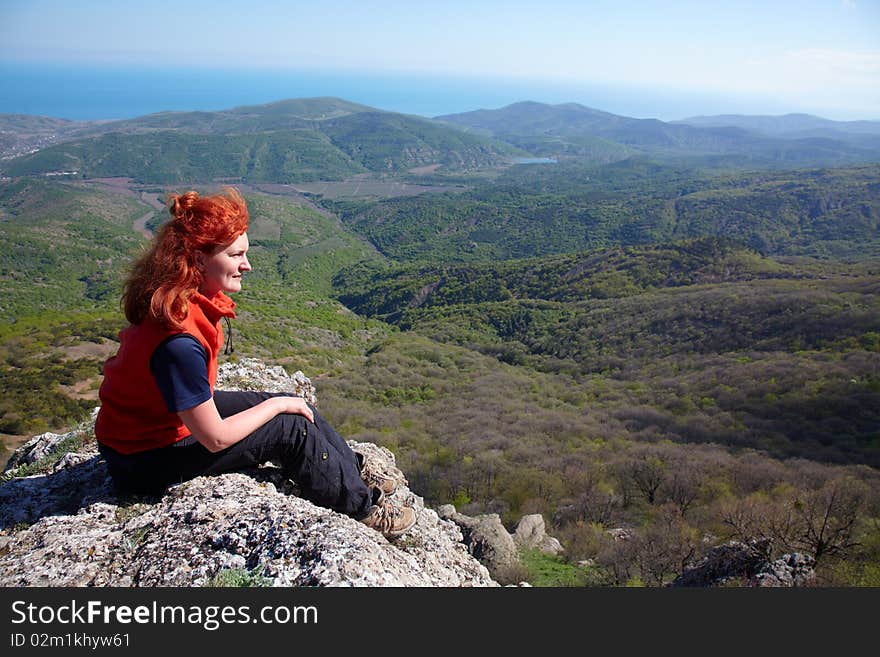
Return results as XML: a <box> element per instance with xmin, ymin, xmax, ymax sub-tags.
<box><xmin>178</xmin><ymin>395</ymin><xmax>314</xmax><ymax>453</ymax></box>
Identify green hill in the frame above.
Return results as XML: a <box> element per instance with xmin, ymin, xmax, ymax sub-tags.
<box><xmin>0</xmin><ymin>114</ymin><xmax>77</xmax><ymax>133</ymax></box>
<box><xmin>319</xmin><ymin>111</ymin><xmax>520</xmax><ymax>171</ymax></box>
<box><xmin>60</xmin><ymin>97</ymin><xmax>378</xmax><ymax>137</ymax></box>
<box><xmin>1</xmin><ymin>130</ymin><xmax>369</xmax><ymax>183</ymax></box>
<box><xmin>226</xmin><ymin>97</ymin><xmax>379</xmax><ymax>119</ymax></box>
<box><xmin>0</xmin><ymin>99</ymin><xmax>520</xmax><ymax>183</ymax></box>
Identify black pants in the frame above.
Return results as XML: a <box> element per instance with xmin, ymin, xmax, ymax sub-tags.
<box><xmin>98</xmin><ymin>391</ymin><xmax>373</xmax><ymax>520</ymax></box>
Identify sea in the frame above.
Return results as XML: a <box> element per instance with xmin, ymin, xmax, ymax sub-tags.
<box><xmin>0</xmin><ymin>63</ymin><xmax>784</xmax><ymax>122</ymax></box>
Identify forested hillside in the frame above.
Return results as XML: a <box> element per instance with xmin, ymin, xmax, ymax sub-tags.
<box><xmin>328</xmin><ymin>163</ymin><xmax>880</xmax><ymax>261</ymax></box>
<box><xmin>2</xmin><ymin>98</ymin><xmax>879</xmax><ymax>586</ymax></box>
<box><xmin>333</xmin><ymin>238</ymin><xmax>880</xmax><ymax>467</ymax></box>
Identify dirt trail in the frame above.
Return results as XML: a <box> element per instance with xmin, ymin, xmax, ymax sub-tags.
<box><xmin>132</xmin><ymin>210</ymin><xmax>153</xmax><ymax>238</ymax></box>
<box><xmin>73</xmin><ymin>178</ymin><xmax>166</xmax><ymax>239</ymax></box>
<box><xmin>133</xmin><ymin>190</ymin><xmax>166</xmax><ymax>238</ymax></box>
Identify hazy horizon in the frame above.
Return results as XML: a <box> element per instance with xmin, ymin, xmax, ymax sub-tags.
<box><xmin>1</xmin><ymin>0</ymin><xmax>878</xmax><ymax>122</ymax></box>
<box><xmin>1</xmin><ymin>63</ymin><xmax>878</xmax><ymax>125</ymax></box>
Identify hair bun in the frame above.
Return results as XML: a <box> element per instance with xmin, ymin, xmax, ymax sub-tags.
<box><xmin>168</xmin><ymin>191</ymin><xmax>200</xmax><ymax>221</ymax></box>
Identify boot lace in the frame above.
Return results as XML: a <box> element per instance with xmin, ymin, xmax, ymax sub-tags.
<box><xmin>363</xmin><ymin>467</ymin><xmax>394</xmax><ymax>489</ymax></box>
<box><xmin>369</xmin><ymin>501</ymin><xmax>406</xmax><ymax>534</ymax></box>
<box><xmin>358</xmin><ymin>452</ymin><xmax>408</xmax><ymax>488</ymax></box>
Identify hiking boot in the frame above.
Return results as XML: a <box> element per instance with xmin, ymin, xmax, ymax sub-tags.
<box><xmin>356</xmin><ymin>451</ymin><xmax>400</xmax><ymax>496</ymax></box>
<box><xmin>360</xmin><ymin>490</ymin><xmax>418</xmax><ymax>537</ymax></box>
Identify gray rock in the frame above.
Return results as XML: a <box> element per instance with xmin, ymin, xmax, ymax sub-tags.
<box><xmin>216</xmin><ymin>358</ymin><xmax>317</xmax><ymax>406</ymax></box>
<box><xmin>671</xmin><ymin>539</ymin><xmax>815</xmax><ymax>587</ymax></box>
<box><xmin>4</xmin><ymin>431</ymin><xmax>70</xmax><ymax>471</ymax></box>
<box><xmin>2</xmin><ymin>407</ymin><xmax>99</xmax><ymax>473</ymax></box>
<box><xmin>436</xmin><ymin>504</ymin><xmax>457</xmax><ymax>519</ymax></box>
<box><xmin>441</xmin><ymin>511</ymin><xmax>520</xmax><ymax>580</ymax></box>
<box><xmin>0</xmin><ymin>360</ymin><xmax>497</xmax><ymax>588</ymax></box>
<box><xmin>752</xmin><ymin>553</ymin><xmax>816</xmax><ymax>587</ymax></box>
<box><xmin>671</xmin><ymin>539</ymin><xmax>772</xmax><ymax>587</ymax></box>
<box><xmin>607</xmin><ymin>527</ymin><xmax>634</xmax><ymax>541</ymax></box>
<box><xmin>513</xmin><ymin>514</ymin><xmax>563</xmax><ymax>555</ymax></box>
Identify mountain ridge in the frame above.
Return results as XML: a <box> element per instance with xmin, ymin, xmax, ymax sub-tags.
<box><xmin>4</xmin><ymin>97</ymin><xmax>880</xmax><ymax>179</ymax></box>
<box><xmin>674</xmin><ymin>113</ymin><xmax>880</xmax><ymax>137</ymax></box>
<box><xmin>0</xmin><ymin>98</ymin><xmax>521</xmax><ymax>182</ymax></box>
<box><xmin>435</xmin><ymin>101</ymin><xmax>880</xmax><ymax>166</ymax></box>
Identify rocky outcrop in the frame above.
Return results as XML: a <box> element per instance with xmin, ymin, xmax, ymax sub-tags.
<box><xmin>0</xmin><ymin>361</ymin><xmax>497</xmax><ymax>587</ymax></box>
<box><xmin>437</xmin><ymin>505</ymin><xmax>564</xmax><ymax>582</ymax></box>
<box><xmin>437</xmin><ymin>506</ymin><xmax>519</xmax><ymax>580</ymax></box>
<box><xmin>752</xmin><ymin>552</ymin><xmax>817</xmax><ymax>587</ymax></box>
<box><xmin>215</xmin><ymin>358</ymin><xmax>317</xmax><ymax>405</ymax></box>
<box><xmin>670</xmin><ymin>539</ymin><xmax>816</xmax><ymax>587</ymax></box>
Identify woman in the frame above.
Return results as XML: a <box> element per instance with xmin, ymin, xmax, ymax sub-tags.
<box><xmin>94</xmin><ymin>188</ymin><xmax>416</xmax><ymax>537</ymax></box>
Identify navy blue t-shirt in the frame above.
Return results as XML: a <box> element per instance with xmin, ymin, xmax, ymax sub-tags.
<box><xmin>149</xmin><ymin>334</ymin><xmax>212</xmax><ymax>413</ymax></box>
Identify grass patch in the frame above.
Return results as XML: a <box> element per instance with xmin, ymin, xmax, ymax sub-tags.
<box><xmin>519</xmin><ymin>548</ymin><xmax>594</xmax><ymax>587</ymax></box>
<box><xmin>206</xmin><ymin>567</ymin><xmax>272</xmax><ymax>587</ymax></box>
<box><xmin>0</xmin><ymin>430</ymin><xmax>91</xmax><ymax>481</ymax></box>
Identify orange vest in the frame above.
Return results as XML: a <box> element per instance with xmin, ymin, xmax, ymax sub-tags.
<box><xmin>94</xmin><ymin>291</ymin><xmax>236</xmax><ymax>454</ymax></box>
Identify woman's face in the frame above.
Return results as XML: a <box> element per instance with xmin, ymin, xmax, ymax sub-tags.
<box><xmin>197</xmin><ymin>232</ymin><xmax>251</xmax><ymax>296</ymax></box>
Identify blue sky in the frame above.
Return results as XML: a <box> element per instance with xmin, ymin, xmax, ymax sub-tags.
<box><xmin>1</xmin><ymin>0</ymin><xmax>878</xmax><ymax>119</ymax></box>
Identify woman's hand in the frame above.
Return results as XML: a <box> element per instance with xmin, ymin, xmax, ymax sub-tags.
<box><xmin>274</xmin><ymin>396</ymin><xmax>314</xmax><ymax>423</ymax></box>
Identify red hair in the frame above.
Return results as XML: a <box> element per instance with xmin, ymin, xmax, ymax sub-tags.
<box><xmin>122</xmin><ymin>187</ymin><xmax>249</xmax><ymax>329</ymax></box>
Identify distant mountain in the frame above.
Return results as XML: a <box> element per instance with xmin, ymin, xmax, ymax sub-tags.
<box><xmin>436</xmin><ymin>101</ymin><xmax>621</xmax><ymax>136</ymax></box>
<box><xmin>6</xmin><ymin>99</ymin><xmax>880</xmax><ymax>183</ymax></box>
<box><xmin>0</xmin><ymin>114</ymin><xmax>78</xmax><ymax>133</ymax></box>
<box><xmin>436</xmin><ymin>100</ymin><xmax>771</xmax><ymax>149</ymax></box>
<box><xmin>226</xmin><ymin>97</ymin><xmax>377</xmax><ymax>119</ymax></box>
<box><xmin>674</xmin><ymin>113</ymin><xmax>880</xmax><ymax>137</ymax></box>
<box><xmin>0</xmin><ymin>114</ymin><xmax>92</xmax><ymax>161</ymax></box>
<box><xmin>66</xmin><ymin>97</ymin><xmax>380</xmax><ymax>137</ymax></box>
<box><xmin>0</xmin><ymin>98</ymin><xmax>519</xmax><ymax>183</ymax></box>
<box><xmin>436</xmin><ymin>101</ymin><xmax>880</xmax><ymax>167</ymax></box>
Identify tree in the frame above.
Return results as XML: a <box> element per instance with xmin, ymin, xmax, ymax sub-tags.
<box><xmin>625</xmin><ymin>452</ymin><xmax>668</xmax><ymax>505</ymax></box>
<box><xmin>720</xmin><ymin>477</ymin><xmax>869</xmax><ymax>566</ymax></box>
<box><xmin>793</xmin><ymin>477</ymin><xmax>868</xmax><ymax>565</ymax></box>
<box><xmin>633</xmin><ymin>504</ymin><xmax>701</xmax><ymax>586</ymax></box>
<box><xmin>662</xmin><ymin>461</ymin><xmax>706</xmax><ymax>517</ymax></box>
<box><xmin>720</xmin><ymin>493</ymin><xmax>774</xmax><ymax>544</ymax></box>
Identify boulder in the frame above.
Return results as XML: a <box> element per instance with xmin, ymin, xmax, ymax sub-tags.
<box><xmin>513</xmin><ymin>514</ymin><xmax>563</xmax><ymax>555</ymax></box>
<box><xmin>436</xmin><ymin>506</ymin><xmax>520</xmax><ymax>580</ymax></box>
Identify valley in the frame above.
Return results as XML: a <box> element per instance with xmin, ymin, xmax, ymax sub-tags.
<box><xmin>1</xmin><ymin>97</ymin><xmax>879</xmax><ymax>586</ymax></box>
